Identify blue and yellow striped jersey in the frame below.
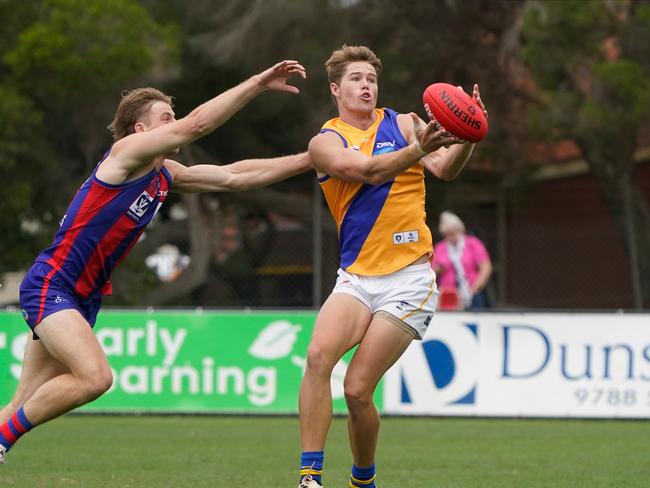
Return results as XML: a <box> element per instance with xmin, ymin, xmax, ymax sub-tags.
<box><xmin>318</xmin><ymin>108</ymin><xmax>433</xmax><ymax>276</ymax></box>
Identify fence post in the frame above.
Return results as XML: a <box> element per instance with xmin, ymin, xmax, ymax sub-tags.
<box><xmin>312</xmin><ymin>178</ymin><xmax>323</xmax><ymax>308</ymax></box>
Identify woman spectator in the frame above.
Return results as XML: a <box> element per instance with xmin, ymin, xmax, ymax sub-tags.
<box><xmin>431</xmin><ymin>211</ymin><xmax>493</xmax><ymax>310</ymax></box>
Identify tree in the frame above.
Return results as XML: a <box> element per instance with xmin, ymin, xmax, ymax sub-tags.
<box><xmin>0</xmin><ymin>0</ymin><xmax>179</xmax><ymax>282</ymax></box>
<box><xmin>521</xmin><ymin>0</ymin><xmax>650</xmax><ymax>307</ymax></box>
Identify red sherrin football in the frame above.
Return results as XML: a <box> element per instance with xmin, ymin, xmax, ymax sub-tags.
<box><xmin>422</xmin><ymin>83</ymin><xmax>488</xmax><ymax>143</ymax></box>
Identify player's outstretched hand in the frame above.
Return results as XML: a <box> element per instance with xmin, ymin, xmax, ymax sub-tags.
<box><xmin>410</xmin><ymin>113</ymin><xmax>465</xmax><ymax>154</ymax></box>
<box><xmin>256</xmin><ymin>60</ymin><xmax>307</xmax><ymax>94</ymax></box>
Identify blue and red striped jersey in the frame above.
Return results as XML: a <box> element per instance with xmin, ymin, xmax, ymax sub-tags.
<box><xmin>35</xmin><ymin>152</ymin><xmax>172</xmax><ymax>298</ymax></box>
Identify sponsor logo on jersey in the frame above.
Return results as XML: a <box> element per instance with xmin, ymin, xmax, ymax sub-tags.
<box><xmin>374</xmin><ymin>140</ymin><xmax>397</xmax><ymax>155</ymax></box>
<box><xmin>376</xmin><ymin>141</ymin><xmax>395</xmax><ymax>149</ymax></box>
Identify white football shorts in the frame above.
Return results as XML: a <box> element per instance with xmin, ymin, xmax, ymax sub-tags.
<box><xmin>331</xmin><ymin>262</ymin><xmax>439</xmax><ymax>340</ymax></box>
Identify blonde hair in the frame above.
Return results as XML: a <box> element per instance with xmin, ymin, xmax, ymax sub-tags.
<box><xmin>108</xmin><ymin>88</ymin><xmax>173</xmax><ymax>141</ymax></box>
<box><xmin>439</xmin><ymin>211</ymin><xmax>465</xmax><ymax>235</ymax></box>
<box><xmin>325</xmin><ymin>45</ymin><xmax>382</xmax><ymax>85</ymax></box>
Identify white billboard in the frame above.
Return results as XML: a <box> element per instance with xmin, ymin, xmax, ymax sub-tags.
<box><xmin>383</xmin><ymin>313</ymin><xmax>650</xmax><ymax>418</ymax></box>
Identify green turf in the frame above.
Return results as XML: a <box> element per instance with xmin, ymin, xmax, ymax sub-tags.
<box><xmin>1</xmin><ymin>416</ymin><xmax>649</xmax><ymax>487</ymax></box>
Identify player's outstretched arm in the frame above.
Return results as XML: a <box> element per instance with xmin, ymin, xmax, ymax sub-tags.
<box><xmin>309</xmin><ymin>124</ymin><xmax>458</xmax><ymax>185</ymax></box>
<box><xmin>165</xmin><ymin>152</ymin><xmax>311</xmax><ymax>193</ymax></box>
<box><xmin>109</xmin><ymin>60</ymin><xmax>306</xmax><ymax>171</ymax></box>
<box><xmin>411</xmin><ymin>83</ymin><xmax>488</xmax><ymax>181</ymax></box>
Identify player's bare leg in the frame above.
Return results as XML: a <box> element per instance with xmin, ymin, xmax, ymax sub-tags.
<box><xmin>298</xmin><ymin>293</ymin><xmax>371</xmax><ymax>486</ymax></box>
<box><xmin>0</xmin><ymin>333</ymin><xmax>68</xmax><ymax>425</ymax></box>
<box><xmin>343</xmin><ymin>314</ymin><xmax>414</xmax><ymax>487</ymax></box>
<box><xmin>0</xmin><ymin>309</ymin><xmax>112</xmax><ymax>462</ymax></box>
<box><xmin>21</xmin><ymin>309</ymin><xmax>113</xmax><ymax>424</ymax></box>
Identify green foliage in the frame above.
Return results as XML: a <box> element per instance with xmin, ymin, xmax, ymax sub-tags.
<box><xmin>523</xmin><ymin>0</ymin><xmax>650</xmax><ymax>138</ymax></box>
<box><xmin>523</xmin><ymin>0</ymin><xmax>613</xmax><ymax>88</ymax></box>
<box><xmin>594</xmin><ymin>60</ymin><xmax>650</xmax><ymax>122</ymax></box>
<box><xmin>0</xmin><ymin>0</ymin><xmax>180</xmax><ymax>272</ymax></box>
<box><xmin>0</xmin><ymin>84</ymin><xmax>51</xmax><ymax>269</ymax></box>
<box><xmin>4</xmin><ymin>0</ymin><xmax>179</xmax><ymax>106</ymax></box>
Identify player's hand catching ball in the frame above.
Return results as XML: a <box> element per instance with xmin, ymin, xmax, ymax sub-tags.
<box><xmin>410</xmin><ymin>113</ymin><xmax>465</xmax><ymax>154</ymax></box>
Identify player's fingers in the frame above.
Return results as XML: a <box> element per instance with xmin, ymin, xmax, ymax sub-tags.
<box><xmin>274</xmin><ymin>60</ymin><xmax>301</xmax><ymax>73</ymax></box>
<box><xmin>279</xmin><ymin>59</ymin><xmax>300</xmax><ymax>67</ymax></box>
<box><xmin>273</xmin><ymin>60</ymin><xmax>289</xmax><ymax>71</ymax></box>
<box><xmin>456</xmin><ymin>85</ymin><xmax>465</xmax><ymax>93</ymax></box>
<box><xmin>423</xmin><ymin>125</ymin><xmax>440</xmax><ymax>139</ymax></box>
<box><xmin>476</xmin><ymin>97</ymin><xmax>487</xmax><ymax>118</ymax></box>
<box><xmin>281</xmin><ymin>85</ymin><xmax>300</xmax><ymax>95</ymax></box>
<box><xmin>442</xmin><ymin>136</ymin><xmax>464</xmax><ymax>146</ymax></box>
<box><xmin>287</xmin><ymin>65</ymin><xmax>307</xmax><ymax>78</ymax></box>
<box><xmin>427</xmin><ymin>131</ymin><xmax>446</xmax><ymax>144</ymax></box>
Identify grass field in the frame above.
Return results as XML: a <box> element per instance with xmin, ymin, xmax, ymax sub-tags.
<box><xmin>1</xmin><ymin>415</ymin><xmax>649</xmax><ymax>487</ymax></box>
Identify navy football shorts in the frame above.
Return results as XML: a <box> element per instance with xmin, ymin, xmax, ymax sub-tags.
<box><xmin>20</xmin><ymin>262</ymin><xmax>101</xmax><ymax>339</ymax></box>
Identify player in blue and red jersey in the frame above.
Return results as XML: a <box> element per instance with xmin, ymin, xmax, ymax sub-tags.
<box><xmin>0</xmin><ymin>60</ymin><xmax>310</xmax><ymax>464</ymax></box>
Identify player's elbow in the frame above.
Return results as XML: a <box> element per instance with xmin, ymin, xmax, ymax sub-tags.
<box><xmin>361</xmin><ymin>165</ymin><xmax>392</xmax><ymax>185</ymax></box>
<box><xmin>186</xmin><ymin>115</ymin><xmax>211</xmax><ymax>139</ymax></box>
<box><xmin>365</xmin><ymin>172</ymin><xmax>391</xmax><ymax>185</ymax></box>
<box><xmin>438</xmin><ymin>170</ymin><xmax>459</xmax><ymax>182</ymax></box>
<box><xmin>434</xmin><ymin>164</ymin><xmax>461</xmax><ymax>181</ymax></box>
<box><xmin>176</xmin><ymin>111</ymin><xmax>213</xmax><ymax>141</ymax></box>
<box><xmin>321</xmin><ymin>157</ymin><xmax>388</xmax><ymax>184</ymax></box>
<box><xmin>220</xmin><ymin>170</ymin><xmax>247</xmax><ymax>192</ymax></box>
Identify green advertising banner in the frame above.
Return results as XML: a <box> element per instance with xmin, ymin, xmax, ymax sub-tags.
<box><xmin>0</xmin><ymin>310</ymin><xmax>382</xmax><ymax>414</ymax></box>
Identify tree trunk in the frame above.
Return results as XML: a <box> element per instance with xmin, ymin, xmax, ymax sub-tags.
<box><xmin>577</xmin><ymin>133</ymin><xmax>650</xmax><ymax>308</ymax></box>
<box><xmin>142</xmin><ymin>193</ymin><xmax>218</xmax><ymax>305</ymax></box>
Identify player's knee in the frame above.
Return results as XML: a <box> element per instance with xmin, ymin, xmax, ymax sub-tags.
<box><xmin>343</xmin><ymin>379</ymin><xmax>373</xmax><ymax>411</ymax></box>
<box><xmin>305</xmin><ymin>344</ymin><xmax>337</xmax><ymax>376</ymax></box>
<box><xmin>82</xmin><ymin>366</ymin><xmax>113</xmax><ymax>400</ymax></box>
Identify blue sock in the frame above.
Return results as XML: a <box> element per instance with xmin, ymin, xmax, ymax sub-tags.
<box><xmin>300</xmin><ymin>451</ymin><xmax>324</xmax><ymax>484</ymax></box>
<box><xmin>0</xmin><ymin>407</ymin><xmax>34</xmax><ymax>451</ymax></box>
<box><xmin>350</xmin><ymin>463</ymin><xmax>376</xmax><ymax>487</ymax></box>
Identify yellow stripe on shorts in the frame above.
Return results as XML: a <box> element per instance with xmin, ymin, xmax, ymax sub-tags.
<box><xmin>400</xmin><ymin>272</ymin><xmax>435</xmax><ymax>321</ymax></box>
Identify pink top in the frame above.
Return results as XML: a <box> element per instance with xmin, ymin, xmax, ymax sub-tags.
<box><xmin>432</xmin><ymin>235</ymin><xmax>490</xmax><ymax>288</ymax></box>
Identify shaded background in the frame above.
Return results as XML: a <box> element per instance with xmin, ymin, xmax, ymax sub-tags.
<box><xmin>1</xmin><ymin>0</ymin><xmax>649</xmax><ymax>310</ymax></box>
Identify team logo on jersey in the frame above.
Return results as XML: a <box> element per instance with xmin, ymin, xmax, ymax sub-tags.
<box><xmin>393</xmin><ymin>230</ymin><xmax>419</xmax><ymax>245</ymax></box>
<box><xmin>127</xmin><ymin>190</ymin><xmax>155</xmax><ymax>221</ymax></box>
